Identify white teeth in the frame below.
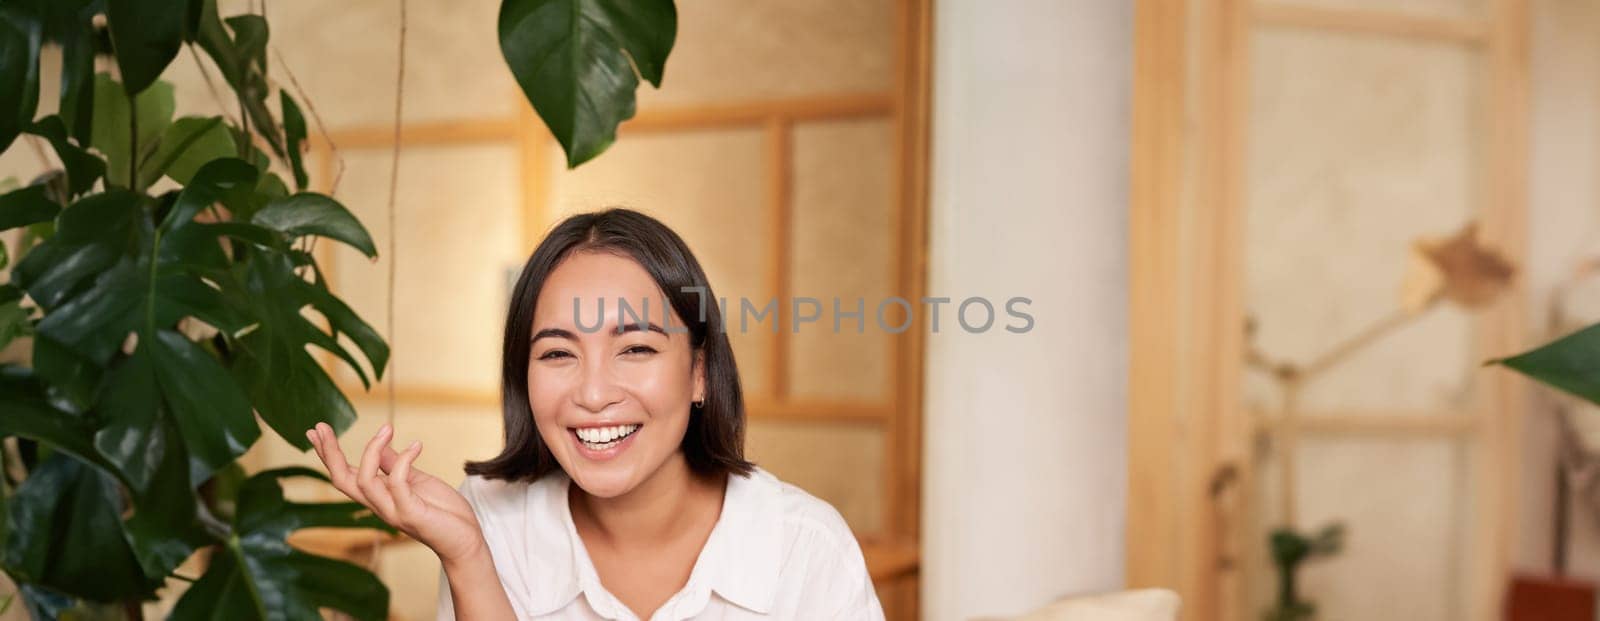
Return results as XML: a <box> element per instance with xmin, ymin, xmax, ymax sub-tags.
<box><xmin>575</xmin><ymin>424</ymin><xmax>639</xmax><ymax>447</ymax></box>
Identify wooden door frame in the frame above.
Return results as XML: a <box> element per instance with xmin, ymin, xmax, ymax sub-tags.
<box><xmin>1127</xmin><ymin>1</ymin><xmax>1529</xmax><ymax>619</ymax></box>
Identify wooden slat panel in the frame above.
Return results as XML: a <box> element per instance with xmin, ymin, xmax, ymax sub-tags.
<box><xmin>767</xmin><ymin>118</ymin><xmax>793</xmax><ymax>400</ymax></box>
<box><xmin>324</xmin><ymin>118</ymin><xmax>519</xmax><ymax>149</ymax></box>
<box><xmin>1127</xmin><ymin>0</ymin><xmax>1188</xmax><ymax>598</ymax></box>
<box><xmin>1256</xmin><ymin>3</ymin><xmax>1489</xmax><ymax>45</ymax></box>
<box><xmin>317</xmin><ymin>94</ymin><xmax>895</xmax><ymax>152</ymax></box>
<box><xmin>1262</xmin><ymin>413</ymin><xmax>1479</xmax><ymax>436</ymax></box>
<box><xmin>1476</xmin><ymin>0</ymin><xmax>1530</xmax><ymax>618</ymax></box>
<box><xmin>889</xmin><ymin>0</ymin><xmax>933</xmax><ymax>555</ymax></box>
<box><xmin>623</xmin><ymin>94</ymin><xmax>894</xmax><ymax>133</ymax></box>
<box><xmin>862</xmin><ymin>539</ymin><xmax>920</xmax><ymax>583</ymax></box>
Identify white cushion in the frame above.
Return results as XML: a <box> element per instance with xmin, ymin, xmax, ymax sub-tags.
<box><xmin>976</xmin><ymin>589</ymin><xmax>1182</xmax><ymax>621</ymax></box>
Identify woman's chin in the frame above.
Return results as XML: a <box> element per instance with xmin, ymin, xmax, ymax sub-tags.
<box><xmin>569</xmin><ymin>467</ymin><xmax>639</xmax><ymax>498</ymax></box>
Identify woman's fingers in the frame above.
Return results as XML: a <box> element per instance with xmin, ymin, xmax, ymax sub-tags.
<box><xmin>386</xmin><ymin>440</ymin><xmax>426</xmax><ymax>517</ymax></box>
<box><xmin>309</xmin><ymin>422</ymin><xmax>370</xmax><ymax>507</ymax></box>
<box><xmin>378</xmin><ymin>444</ymin><xmax>442</xmax><ymax>484</ymax></box>
<box><xmin>356</xmin><ymin>424</ymin><xmax>398</xmax><ymax>517</ymax></box>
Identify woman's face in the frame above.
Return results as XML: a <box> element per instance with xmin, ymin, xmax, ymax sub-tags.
<box><xmin>527</xmin><ymin>250</ymin><xmax>705</xmax><ymax>498</ymax></box>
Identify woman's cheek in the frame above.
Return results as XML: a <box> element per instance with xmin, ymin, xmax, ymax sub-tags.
<box><xmin>620</xmin><ymin>357</ymin><xmax>692</xmax><ymax>409</ymax></box>
<box><xmin>525</xmin><ymin>367</ymin><xmax>566</xmax><ymax>423</ymax></box>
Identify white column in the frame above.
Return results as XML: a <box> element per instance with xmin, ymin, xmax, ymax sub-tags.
<box><xmin>921</xmin><ymin>1</ymin><xmax>1132</xmax><ymax>619</ymax></box>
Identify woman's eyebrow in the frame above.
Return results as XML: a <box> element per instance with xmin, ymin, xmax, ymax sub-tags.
<box><xmin>531</xmin><ymin>323</ymin><xmax>666</xmax><ymax>343</ymax></box>
<box><xmin>615</xmin><ymin>322</ymin><xmax>667</xmax><ymax>337</ymax></box>
<box><xmin>531</xmin><ymin>327</ymin><xmax>577</xmax><ymax>343</ymax></box>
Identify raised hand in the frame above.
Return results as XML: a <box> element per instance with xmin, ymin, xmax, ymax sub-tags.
<box><xmin>305</xmin><ymin>422</ymin><xmax>485</xmax><ymax>565</ymax></box>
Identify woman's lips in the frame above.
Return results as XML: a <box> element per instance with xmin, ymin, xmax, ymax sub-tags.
<box><xmin>568</xmin><ymin>424</ymin><xmax>641</xmax><ymax>462</ymax></box>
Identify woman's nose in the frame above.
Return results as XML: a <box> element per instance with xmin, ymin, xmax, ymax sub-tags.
<box><xmin>573</xmin><ymin>355</ymin><xmax>625</xmax><ymax>412</ymax></box>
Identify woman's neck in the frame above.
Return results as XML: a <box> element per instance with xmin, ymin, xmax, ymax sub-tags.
<box><xmin>571</xmin><ymin>453</ymin><xmax>726</xmax><ymax>549</ymax></box>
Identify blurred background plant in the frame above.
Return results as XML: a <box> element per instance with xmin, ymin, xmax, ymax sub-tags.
<box><xmin>1262</xmin><ymin>523</ymin><xmax>1345</xmax><ymax>621</ymax></box>
<box><xmin>1244</xmin><ymin>221</ymin><xmax>1516</xmax><ymax>621</ymax></box>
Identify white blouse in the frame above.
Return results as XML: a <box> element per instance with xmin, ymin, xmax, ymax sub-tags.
<box><xmin>435</xmin><ymin>465</ymin><xmax>885</xmax><ymax>620</ymax></box>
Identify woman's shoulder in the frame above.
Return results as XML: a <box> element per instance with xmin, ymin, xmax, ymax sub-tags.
<box><xmin>743</xmin><ymin>466</ymin><xmax>862</xmax><ymax>553</ymax></box>
<box><xmin>737</xmin><ymin>466</ymin><xmax>880</xmax><ymax>615</ymax></box>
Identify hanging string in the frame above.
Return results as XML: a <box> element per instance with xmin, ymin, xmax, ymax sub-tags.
<box><xmin>274</xmin><ymin>48</ymin><xmax>346</xmax><ymax>197</ymax></box>
<box><xmin>187</xmin><ymin>45</ymin><xmax>239</xmax><ymax>129</ymax></box>
<box><xmin>385</xmin><ymin>0</ymin><xmax>405</xmax><ymax>435</ymax></box>
<box><xmin>368</xmin><ymin>0</ymin><xmax>408</xmax><ymax>573</ymax></box>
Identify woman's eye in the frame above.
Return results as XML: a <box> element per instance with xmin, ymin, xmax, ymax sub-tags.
<box><xmin>622</xmin><ymin>345</ymin><xmax>657</xmax><ymax>356</ymax></box>
<box><xmin>537</xmin><ymin>350</ymin><xmax>572</xmax><ymax>361</ymax></box>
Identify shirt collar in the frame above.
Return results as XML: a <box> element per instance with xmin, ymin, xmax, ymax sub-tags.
<box><xmin>524</xmin><ymin>467</ymin><xmax>786</xmax><ymax>617</ymax></box>
<box><xmin>688</xmin><ymin>466</ymin><xmax>785</xmax><ymax>614</ymax></box>
<box><xmin>524</xmin><ymin>472</ymin><xmax>583</xmax><ymax>616</ymax></box>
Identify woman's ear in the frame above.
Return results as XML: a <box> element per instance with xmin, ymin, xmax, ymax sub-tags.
<box><xmin>692</xmin><ymin>348</ymin><xmax>707</xmax><ymax>403</ymax></box>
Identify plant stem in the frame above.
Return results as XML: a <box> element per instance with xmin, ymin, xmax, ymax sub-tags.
<box><xmin>237</xmin><ymin>93</ymin><xmax>251</xmax><ymax>164</ymax></box>
<box><xmin>1277</xmin><ymin>561</ymin><xmax>1296</xmax><ymax>611</ymax></box>
<box><xmin>0</xmin><ymin>440</ymin><xmax>12</xmax><ymax>494</ymax></box>
<box><xmin>129</xmin><ymin>93</ymin><xmax>139</xmax><ymax>186</ymax></box>
<box><xmin>1299</xmin><ymin>308</ymin><xmax>1415</xmax><ymax>380</ymax></box>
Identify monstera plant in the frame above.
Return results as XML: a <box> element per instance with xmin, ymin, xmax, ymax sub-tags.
<box><xmin>0</xmin><ymin>0</ymin><xmax>675</xmax><ymax>618</ymax></box>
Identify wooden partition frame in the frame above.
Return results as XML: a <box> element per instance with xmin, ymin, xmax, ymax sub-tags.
<box><xmin>305</xmin><ymin>1</ymin><xmax>932</xmax><ymax>616</ymax></box>
<box><xmin>1128</xmin><ymin>1</ymin><xmax>1529</xmax><ymax>620</ymax></box>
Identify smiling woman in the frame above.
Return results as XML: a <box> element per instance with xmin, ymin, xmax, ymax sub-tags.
<box><xmin>307</xmin><ymin>208</ymin><xmax>884</xmax><ymax>621</ymax></box>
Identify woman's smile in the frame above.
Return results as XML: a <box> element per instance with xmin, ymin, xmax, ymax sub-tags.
<box><xmin>569</xmin><ymin>423</ymin><xmax>644</xmax><ymax>459</ymax></box>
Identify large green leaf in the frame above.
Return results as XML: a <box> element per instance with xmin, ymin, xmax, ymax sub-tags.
<box><xmin>34</xmin><ymin>229</ymin><xmax>233</xmax><ymax>366</ymax></box>
<box><xmin>32</xmin><ymin>163</ymin><xmax>260</xmax><ymax>487</ymax></box>
<box><xmin>302</xmin><ymin>281</ymin><xmax>388</xmax><ymax>387</ymax></box>
<box><xmin>170</xmin><ymin>468</ymin><xmax>393</xmax><ymax>621</ymax></box>
<box><xmin>117</xmin><ymin>416</ymin><xmax>214</xmax><ymax>581</ymax></box>
<box><xmin>162</xmin><ymin>156</ymin><xmax>257</xmax><ymax>231</ymax></box>
<box><xmin>224</xmin><ymin>15</ymin><xmax>267</xmax><ymax>75</ymax></box>
<box><xmin>28</xmin><ymin>334</ymin><xmax>102</xmax><ymax>414</ymax></box>
<box><xmin>228</xmin><ymin>250</ymin><xmax>369</xmax><ymax>450</ymax></box>
<box><xmin>166</xmin><ymin>550</ymin><xmax>260</xmax><ymax>620</ymax></box>
<box><xmin>33</xmin><ymin>161</ymin><xmax>256</xmax><ymax>359</ymax></box>
<box><xmin>87</xmin><ymin>330</ymin><xmax>256</xmax><ymax>493</ymax></box>
<box><xmin>0</xmin><ymin>366</ymin><xmax>105</xmax><ymax>468</ymax></box>
<box><xmin>54</xmin><ymin>1</ymin><xmax>100</xmax><ymax>143</ymax></box>
<box><xmin>1491</xmin><ymin>321</ymin><xmax>1600</xmax><ymax>407</ymax></box>
<box><xmin>0</xmin><ymin>0</ymin><xmax>106</xmax><ymax>145</ymax></box>
<box><xmin>26</xmin><ymin>115</ymin><xmax>107</xmax><ymax>197</ymax></box>
<box><xmin>251</xmin><ymin>193</ymin><xmax>377</xmax><ymax>258</ymax></box>
<box><xmin>231</xmin><ymin>467</ymin><xmax>393</xmax><ymax>538</ymax></box>
<box><xmin>0</xmin><ymin>184</ymin><xmax>59</xmax><ymax>231</ymax></box>
<box><xmin>107</xmin><ymin>0</ymin><xmax>191</xmax><ymax>95</ymax></box>
<box><xmin>194</xmin><ymin>1</ymin><xmax>282</xmax><ymax>158</ymax></box>
<box><xmin>12</xmin><ymin>190</ymin><xmax>141</xmax><ymax>311</ymax></box>
<box><xmin>139</xmin><ymin>115</ymin><xmax>237</xmax><ymax>190</ymax></box>
<box><xmin>91</xmin><ymin>346</ymin><xmax>166</xmax><ymax>491</ymax></box>
<box><xmin>499</xmin><ymin>0</ymin><xmax>676</xmax><ymax>167</ymax></box>
<box><xmin>0</xmin><ymin>366</ymin><xmax>213</xmax><ymax>584</ymax></box>
<box><xmin>149</xmin><ymin>329</ymin><xmax>259</xmax><ymax>481</ymax></box>
<box><xmin>280</xmin><ymin>91</ymin><xmax>309</xmax><ymax>190</ymax></box>
<box><xmin>0</xmin><ymin>7</ymin><xmax>40</xmax><ymax>154</ymax></box>
<box><xmin>90</xmin><ymin>73</ymin><xmax>175</xmax><ymax>188</ymax></box>
<box><xmin>2</xmin><ymin>454</ymin><xmax>158</xmax><ymax>602</ymax></box>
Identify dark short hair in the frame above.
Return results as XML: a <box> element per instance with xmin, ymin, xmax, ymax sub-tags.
<box><xmin>464</xmin><ymin>208</ymin><xmax>754</xmax><ymax>482</ymax></box>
